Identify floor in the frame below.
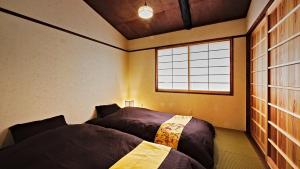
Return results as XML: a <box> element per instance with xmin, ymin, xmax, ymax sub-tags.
<box><xmin>214</xmin><ymin>128</ymin><xmax>267</xmax><ymax>169</ymax></box>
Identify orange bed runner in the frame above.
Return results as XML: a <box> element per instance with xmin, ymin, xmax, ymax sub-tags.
<box><xmin>154</xmin><ymin>115</ymin><xmax>192</xmax><ymax>149</ymax></box>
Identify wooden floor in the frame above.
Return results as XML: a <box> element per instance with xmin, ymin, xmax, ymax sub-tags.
<box><xmin>214</xmin><ymin>128</ymin><xmax>267</xmax><ymax>169</ymax></box>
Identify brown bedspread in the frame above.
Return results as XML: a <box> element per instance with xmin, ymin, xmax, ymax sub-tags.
<box><xmin>87</xmin><ymin>107</ymin><xmax>215</xmax><ymax>169</ymax></box>
<box><xmin>0</xmin><ymin>124</ymin><xmax>205</xmax><ymax>169</ymax></box>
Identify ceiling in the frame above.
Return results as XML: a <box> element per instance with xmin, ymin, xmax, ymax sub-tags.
<box><xmin>84</xmin><ymin>0</ymin><xmax>251</xmax><ymax>40</ymax></box>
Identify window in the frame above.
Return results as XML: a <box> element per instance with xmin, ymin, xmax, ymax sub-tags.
<box><xmin>156</xmin><ymin>39</ymin><xmax>232</xmax><ymax>95</ymax></box>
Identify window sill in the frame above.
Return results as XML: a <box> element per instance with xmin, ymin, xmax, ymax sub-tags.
<box><xmin>155</xmin><ymin>89</ymin><xmax>233</xmax><ymax>95</ymax></box>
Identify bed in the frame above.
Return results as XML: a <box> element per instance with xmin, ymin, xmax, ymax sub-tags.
<box><xmin>0</xmin><ymin>123</ymin><xmax>205</xmax><ymax>169</ymax></box>
<box><xmin>87</xmin><ymin>106</ymin><xmax>215</xmax><ymax>169</ymax></box>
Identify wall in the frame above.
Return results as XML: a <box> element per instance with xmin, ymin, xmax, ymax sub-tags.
<box><xmin>246</xmin><ymin>0</ymin><xmax>270</xmax><ymax>31</ymax></box>
<box><xmin>128</xmin><ymin>19</ymin><xmax>246</xmax><ymax>50</ymax></box>
<box><xmin>128</xmin><ymin>19</ymin><xmax>247</xmax><ymax>131</ymax></box>
<box><xmin>0</xmin><ymin>0</ymin><xmax>128</xmax><ymax>147</ymax></box>
<box><xmin>0</xmin><ymin>1</ymin><xmax>251</xmax><ymax>147</ymax></box>
<box><xmin>0</xmin><ymin>0</ymin><xmax>127</xmax><ymax>49</ymax></box>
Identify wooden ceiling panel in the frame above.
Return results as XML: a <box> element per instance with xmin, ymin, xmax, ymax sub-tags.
<box><xmin>150</xmin><ymin>9</ymin><xmax>183</xmax><ymax>34</ymax></box>
<box><xmin>189</xmin><ymin>0</ymin><xmax>250</xmax><ymax>26</ymax></box>
<box><xmin>84</xmin><ymin>0</ymin><xmax>250</xmax><ymax>39</ymax></box>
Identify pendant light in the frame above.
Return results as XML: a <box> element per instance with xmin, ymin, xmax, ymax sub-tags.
<box><xmin>138</xmin><ymin>1</ymin><xmax>153</xmax><ymax>19</ymax></box>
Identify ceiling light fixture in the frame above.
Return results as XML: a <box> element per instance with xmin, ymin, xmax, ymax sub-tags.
<box><xmin>138</xmin><ymin>1</ymin><xmax>153</xmax><ymax>19</ymax></box>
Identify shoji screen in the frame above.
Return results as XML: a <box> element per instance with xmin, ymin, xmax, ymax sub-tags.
<box><xmin>250</xmin><ymin>0</ymin><xmax>300</xmax><ymax>169</ymax></box>
<box><xmin>267</xmin><ymin>0</ymin><xmax>300</xmax><ymax>168</ymax></box>
<box><xmin>250</xmin><ymin>18</ymin><xmax>268</xmax><ymax>155</ymax></box>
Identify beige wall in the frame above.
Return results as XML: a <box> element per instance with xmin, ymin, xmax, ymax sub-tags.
<box><xmin>246</xmin><ymin>0</ymin><xmax>270</xmax><ymax>31</ymax></box>
<box><xmin>0</xmin><ymin>1</ymin><xmax>249</xmax><ymax>147</ymax></box>
<box><xmin>128</xmin><ymin>20</ymin><xmax>247</xmax><ymax>131</ymax></box>
<box><xmin>0</xmin><ymin>0</ymin><xmax>127</xmax><ymax>49</ymax></box>
<box><xmin>0</xmin><ymin>0</ymin><xmax>128</xmax><ymax>147</ymax></box>
<box><xmin>128</xmin><ymin>19</ymin><xmax>246</xmax><ymax>50</ymax></box>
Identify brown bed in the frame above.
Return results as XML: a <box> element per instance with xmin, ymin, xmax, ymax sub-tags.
<box><xmin>87</xmin><ymin>107</ymin><xmax>215</xmax><ymax>169</ymax></box>
<box><xmin>0</xmin><ymin>124</ymin><xmax>205</xmax><ymax>169</ymax></box>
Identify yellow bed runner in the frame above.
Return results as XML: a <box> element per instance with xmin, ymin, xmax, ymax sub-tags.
<box><xmin>110</xmin><ymin>141</ymin><xmax>171</xmax><ymax>169</ymax></box>
<box><xmin>154</xmin><ymin>115</ymin><xmax>192</xmax><ymax>149</ymax></box>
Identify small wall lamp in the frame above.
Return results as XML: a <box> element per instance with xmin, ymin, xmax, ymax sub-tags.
<box><xmin>125</xmin><ymin>100</ymin><xmax>134</xmax><ymax>107</ymax></box>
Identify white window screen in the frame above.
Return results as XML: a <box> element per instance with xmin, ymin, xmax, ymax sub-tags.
<box><xmin>157</xmin><ymin>40</ymin><xmax>231</xmax><ymax>93</ymax></box>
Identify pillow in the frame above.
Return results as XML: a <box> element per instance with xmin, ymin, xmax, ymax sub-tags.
<box><xmin>9</xmin><ymin>115</ymin><xmax>67</xmax><ymax>143</ymax></box>
<box><xmin>95</xmin><ymin>104</ymin><xmax>121</xmax><ymax>118</ymax></box>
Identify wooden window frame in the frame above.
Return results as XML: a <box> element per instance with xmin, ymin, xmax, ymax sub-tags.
<box><xmin>155</xmin><ymin>38</ymin><xmax>233</xmax><ymax>95</ymax></box>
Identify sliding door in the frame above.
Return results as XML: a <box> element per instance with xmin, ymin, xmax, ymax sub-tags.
<box><xmin>267</xmin><ymin>0</ymin><xmax>300</xmax><ymax>168</ymax></box>
<box><xmin>250</xmin><ymin>0</ymin><xmax>300</xmax><ymax>168</ymax></box>
<box><xmin>250</xmin><ymin>18</ymin><xmax>268</xmax><ymax>155</ymax></box>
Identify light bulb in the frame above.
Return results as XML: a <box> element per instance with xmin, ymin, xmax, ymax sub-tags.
<box><xmin>138</xmin><ymin>5</ymin><xmax>153</xmax><ymax>19</ymax></box>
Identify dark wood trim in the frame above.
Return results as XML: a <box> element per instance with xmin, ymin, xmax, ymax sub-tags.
<box><xmin>0</xmin><ymin>6</ymin><xmax>248</xmax><ymax>54</ymax></box>
<box><xmin>131</xmin><ymin>34</ymin><xmax>246</xmax><ymax>52</ymax></box>
<box><xmin>155</xmin><ymin>89</ymin><xmax>232</xmax><ymax>95</ymax></box>
<box><xmin>127</xmin><ymin>18</ymin><xmax>248</xmax><ymax>40</ymax></box>
<box><xmin>155</xmin><ymin>38</ymin><xmax>234</xmax><ymax>95</ymax></box>
<box><xmin>155</xmin><ymin>49</ymin><xmax>158</xmax><ymax>93</ymax></box>
<box><xmin>188</xmin><ymin>42</ymin><xmax>191</xmax><ymax>90</ymax></box>
<box><xmin>230</xmin><ymin>38</ymin><xmax>234</xmax><ymax>96</ymax></box>
<box><xmin>247</xmin><ymin>0</ymin><xmax>275</xmax><ymax>34</ymax></box>
<box><xmin>0</xmin><ymin>7</ymin><xmax>128</xmax><ymax>52</ymax></box>
<box><xmin>178</xmin><ymin>0</ymin><xmax>192</xmax><ymax>29</ymax></box>
<box><xmin>0</xmin><ymin>7</ymin><xmax>249</xmax><ymax>53</ymax></box>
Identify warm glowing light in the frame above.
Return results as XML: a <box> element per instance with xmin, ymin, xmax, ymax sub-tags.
<box><xmin>138</xmin><ymin>3</ymin><xmax>153</xmax><ymax>19</ymax></box>
<box><xmin>125</xmin><ymin>100</ymin><xmax>134</xmax><ymax>107</ymax></box>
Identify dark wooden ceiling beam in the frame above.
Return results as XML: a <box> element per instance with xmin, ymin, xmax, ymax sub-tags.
<box><xmin>178</xmin><ymin>0</ymin><xmax>192</xmax><ymax>29</ymax></box>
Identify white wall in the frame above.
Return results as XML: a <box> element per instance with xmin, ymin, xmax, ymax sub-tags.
<box><xmin>0</xmin><ymin>0</ymin><xmax>128</xmax><ymax>147</ymax></box>
<box><xmin>246</xmin><ymin>0</ymin><xmax>270</xmax><ymax>31</ymax></box>
<box><xmin>0</xmin><ymin>0</ymin><xmax>128</xmax><ymax>49</ymax></box>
